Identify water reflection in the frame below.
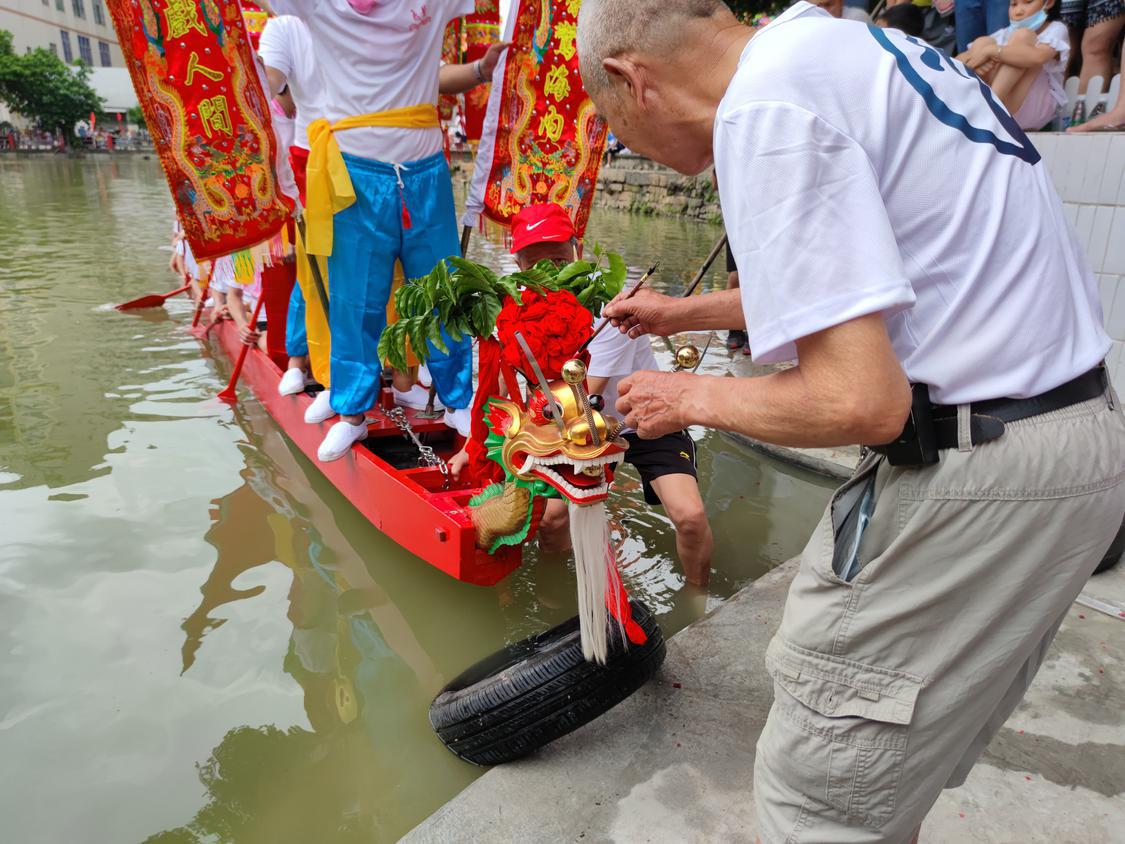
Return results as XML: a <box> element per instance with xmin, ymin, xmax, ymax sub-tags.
<box><xmin>0</xmin><ymin>157</ymin><xmax>834</xmax><ymax>844</ymax></box>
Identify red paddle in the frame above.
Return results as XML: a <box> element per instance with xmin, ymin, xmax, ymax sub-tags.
<box><xmin>190</xmin><ymin>269</ymin><xmax>213</xmax><ymax>329</ymax></box>
<box><xmin>217</xmin><ymin>295</ymin><xmax>265</xmax><ymax>404</ymax></box>
<box><xmin>116</xmin><ymin>281</ymin><xmax>192</xmax><ymax>311</ymax></box>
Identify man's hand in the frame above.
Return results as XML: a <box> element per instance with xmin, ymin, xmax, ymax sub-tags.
<box><xmin>479</xmin><ymin>41</ymin><xmax>513</xmax><ymax>82</ymax></box>
<box><xmin>603</xmin><ymin>288</ymin><xmax>684</xmax><ymax>338</ymax></box>
<box><xmin>616</xmin><ymin>370</ymin><xmax>697</xmax><ymax>438</ymax></box>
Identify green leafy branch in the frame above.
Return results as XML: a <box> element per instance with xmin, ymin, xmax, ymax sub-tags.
<box><xmin>376</xmin><ymin>246</ymin><xmax>628</xmax><ymax>372</ymax></box>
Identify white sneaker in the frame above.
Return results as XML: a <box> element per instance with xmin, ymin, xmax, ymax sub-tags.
<box><xmin>318</xmin><ymin>419</ymin><xmax>368</xmax><ymax>462</ymax></box>
<box><xmin>305</xmin><ymin>389</ymin><xmax>335</xmax><ymax>424</ymax></box>
<box><xmin>393</xmin><ymin>384</ymin><xmax>444</xmax><ymax>411</ymax></box>
<box><xmin>417</xmin><ymin>365</ymin><xmax>432</xmax><ymax>388</ymax></box>
<box><xmin>278</xmin><ymin>368</ymin><xmax>308</xmax><ymax>396</ymax></box>
<box><xmin>444</xmin><ymin>407</ymin><xmax>472</xmax><ymax>438</ymax></box>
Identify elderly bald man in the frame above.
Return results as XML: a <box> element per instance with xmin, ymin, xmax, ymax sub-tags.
<box><xmin>578</xmin><ymin>1</ymin><xmax>1124</xmax><ymax>841</ymax></box>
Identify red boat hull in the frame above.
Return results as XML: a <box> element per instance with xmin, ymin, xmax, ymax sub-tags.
<box><xmin>206</xmin><ymin>319</ymin><xmax>522</xmax><ymax>586</ymax></box>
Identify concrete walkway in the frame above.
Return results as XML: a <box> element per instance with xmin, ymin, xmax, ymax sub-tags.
<box><xmin>406</xmin><ymin>560</ymin><xmax>1125</xmax><ymax>842</ymax></box>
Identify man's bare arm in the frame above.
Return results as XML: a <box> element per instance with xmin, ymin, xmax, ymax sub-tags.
<box><xmin>617</xmin><ymin>313</ymin><xmax>911</xmax><ymax>447</ymax></box>
<box><xmin>603</xmin><ymin>287</ymin><xmax>746</xmax><ymax>337</ymax></box>
<box><xmin>439</xmin><ymin>42</ymin><xmax>512</xmax><ymax>94</ymax></box>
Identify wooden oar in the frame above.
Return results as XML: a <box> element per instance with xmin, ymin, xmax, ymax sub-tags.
<box><xmin>116</xmin><ymin>280</ymin><xmax>192</xmax><ymax>311</ymax></box>
<box><xmin>296</xmin><ymin>216</ymin><xmax>330</xmax><ymax>318</ymax></box>
<box><xmin>190</xmin><ymin>267</ymin><xmax>213</xmax><ymax>329</ymax></box>
<box><xmin>680</xmin><ymin>233</ymin><xmax>728</xmax><ymax>298</ymax></box>
<box><xmin>217</xmin><ymin>295</ymin><xmax>265</xmax><ymax>403</ymax></box>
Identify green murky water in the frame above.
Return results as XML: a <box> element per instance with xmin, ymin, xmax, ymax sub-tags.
<box><xmin>0</xmin><ymin>155</ymin><xmax>834</xmax><ymax>843</ymax></box>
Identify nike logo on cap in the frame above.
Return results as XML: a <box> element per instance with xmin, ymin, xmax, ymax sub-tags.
<box><xmin>526</xmin><ymin>220</ymin><xmax>548</xmax><ymax>230</ymax></box>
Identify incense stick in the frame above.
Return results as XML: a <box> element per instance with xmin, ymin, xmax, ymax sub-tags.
<box><xmin>578</xmin><ymin>262</ymin><xmax>660</xmax><ymax>355</ymax></box>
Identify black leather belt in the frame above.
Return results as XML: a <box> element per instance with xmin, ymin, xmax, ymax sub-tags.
<box><xmin>872</xmin><ymin>366</ymin><xmax>1109</xmax><ymax>457</ymax></box>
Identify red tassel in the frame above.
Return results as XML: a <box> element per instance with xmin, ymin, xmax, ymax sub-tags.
<box><xmin>400</xmin><ymin>190</ymin><xmax>413</xmax><ymax>229</ymax></box>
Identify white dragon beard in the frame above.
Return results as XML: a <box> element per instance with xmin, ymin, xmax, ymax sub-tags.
<box><xmin>568</xmin><ymin>500</ymin><xmax>626</xmax><ymax>664</ymax></box>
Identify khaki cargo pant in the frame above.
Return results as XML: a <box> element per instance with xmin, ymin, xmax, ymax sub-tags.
<box><xmin>754</xmin><ymin>389</ymin><xmax>1125</xmax><ymax>843</ymax></box>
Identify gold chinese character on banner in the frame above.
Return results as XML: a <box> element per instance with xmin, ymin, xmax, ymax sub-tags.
<box><xmin>198</xmin><ymin>95</ymin><xmax>233</xmax><ymax>137</ymax></box>
<box><xmin>537</xmin><ymin>104</ymin><xmax>564</xmax><ymax>143</ymax></box>
<box><xmin>164</xmin><ymin>0</ymin><xmax>207</xmax><ymax>39</ymax></box>
<box><xmin>185</xmin><ymin>52</ymin><xmax>224</xmax><ymax>86</ymax></box>
<box><xmin>543</xmin><ymin>64</ymin><xmax>571</xmax><ymax>103</ymax></box>
<box><xmin>566</xmin><ymin>0</ymin><xmax>581</xmax><ymax>18</ymax></box>
<box><xmin>555</xmin><ymin>22</ymin><xmax>577</xmax><ymax>62</ymax></box>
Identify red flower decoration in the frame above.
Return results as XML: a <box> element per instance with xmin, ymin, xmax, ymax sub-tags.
<box><xmin>496</xmin><ymin>289</ymin><xmax>591</xmax><ymax>379</ymax></box>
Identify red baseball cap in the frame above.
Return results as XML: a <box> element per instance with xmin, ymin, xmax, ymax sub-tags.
<box><xmin>510</xmin><ymin>203</ymin><xmax>577</xmax><ymax>254</ymax></box>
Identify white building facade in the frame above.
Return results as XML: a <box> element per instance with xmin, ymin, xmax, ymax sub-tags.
<box><xmin>1</xmin><ymin>0</ymin><xmax>123</xmax><ymax>67</ymax></box>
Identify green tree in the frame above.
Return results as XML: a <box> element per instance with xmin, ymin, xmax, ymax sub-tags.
<box><xmin>0</xmin><ymin>30</ymin><xmax>104</xmax><ymax>145</ymax></box>
<box><xmin>127</xmin><ymin>104</ymin><xmax>147</xmax><ymax>129</ymax></box>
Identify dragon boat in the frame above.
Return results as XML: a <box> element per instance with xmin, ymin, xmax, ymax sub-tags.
<box><xmin>204</xmin><ymin>315</ymin><xmax>522</xmax><ymax>586</ymax></box>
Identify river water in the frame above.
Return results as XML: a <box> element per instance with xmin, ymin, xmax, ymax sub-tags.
<box><xmin>0</xmin><ymin>156</ymin><xmax>833</xmax><ymax>843</ymax></box>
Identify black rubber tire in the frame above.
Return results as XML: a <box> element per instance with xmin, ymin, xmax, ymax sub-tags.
<box><xmin>430</xmin><ymin>600</ymin><xmax>666</xmax><ymax>766</ymax></box>
<box><xmin>1094</xmin><ymin>514</ymin><xmax>1125</xmax><ymax>574</ymax></box>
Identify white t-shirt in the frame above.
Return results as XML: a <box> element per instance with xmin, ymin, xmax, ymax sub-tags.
<box><xmin>268</xmin><ymin>0</ymin><xmax>472</xmax><ymax>162</ymax></box>
<box><xmin>993</xmin><ymin>20</ymin><xmax>1070</xmax><ymax>109</ymax></box>
<box><xmin>587</xmin><ymin>326</ymin><xmax>661</xmax><ymax>429</ymax></box>
<box><xmin>715</xmin><ymin>2</ymin><xmax>1109</xmax><ymax>404</ymax></box>
<box><xmin>258</xmin><ymin>15</ymin><xmax>328</xmax><ymax>151</ymax></box>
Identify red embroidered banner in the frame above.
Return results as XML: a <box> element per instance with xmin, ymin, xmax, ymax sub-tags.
<box><xmin>107</xmin><ymin>0</ymin><xmax>293</xmax><ymax>261</ymax></box>
<box><xmin>438</xmin><ymin>18</ymin><xmax>461</xmax><ymax>124</ymax></box>
<box><xmin>461</xmin><ymin>0</ymin><xmax>500</xmax><ymax>142</ymax></box>
<box><xmin>468</xmin><ymin>0</ymin><xmax>607</xmax><ymax>238</ymax></box>
<box><xmin>439</xmin><ymin>2</ymin><xmax>501</xmax><ymax>141</ymax></box>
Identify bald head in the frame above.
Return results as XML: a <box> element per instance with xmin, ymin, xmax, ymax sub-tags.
<box><xmin>576</xmin><ymin>0</ymin><xmax>748</xmax><ymax>176</ymax></box>
<box><xmin>577</xmin><ymin>0</ymin><xmax>735</xmax><ymax>97</ymax></box>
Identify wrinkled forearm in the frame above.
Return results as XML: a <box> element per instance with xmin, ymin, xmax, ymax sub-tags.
<box><xmin>673</xmin><ymin>288</ymin><xmax>747</xmax><ymax>332</ymax></box>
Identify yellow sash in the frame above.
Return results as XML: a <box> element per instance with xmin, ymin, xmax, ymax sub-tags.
<box><xmin>304</xmin><ymin>104</ymin><xmax>440</xmax><ymax>257</ymax></box>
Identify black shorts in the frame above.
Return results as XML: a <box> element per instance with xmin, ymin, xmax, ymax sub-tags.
<box><xmin>623</xmin><ymin>430</ymin><xmax>699</xmax><ymax>506</ymax></box>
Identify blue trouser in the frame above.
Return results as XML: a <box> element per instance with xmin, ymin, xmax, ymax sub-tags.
<box><xmin>326</xmin><ymin>151</ymin><xmax>472</xmax><ymax>415</ymax></box>
<box><xmin>286</xmin><ymin>283</ymin><xmax>309</xmax><ymax>358</ymax></box>
<box><xmin>955</xmin><ymin>0</ymin><xmax>1009</xmax><ymax>52</ymax></box>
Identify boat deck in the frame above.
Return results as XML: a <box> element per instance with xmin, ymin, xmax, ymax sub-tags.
<box><xmin>207</xmin><ymin>319</ymin><xmax>522</xmax><ymax>586</ymax></box>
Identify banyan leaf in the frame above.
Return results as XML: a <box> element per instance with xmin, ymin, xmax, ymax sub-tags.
<box><xmin>494</xmin><ymin>275</ymin><xmax>523</xmax><ymax>306</ymax></box>
<box><xmin>397</xmin><ymin>283</ymin><xmax>425</xmax><ymax>317</ymax></box>
<box><xmin>511</xmin><ymin>266</ymin><xmax>552</xmax><ymax>292</ymax></box>
<box><xmin>405</xmin><ymin>316</ymin><xmax>430</xmax><ymax>365</ymax></box>
<box><xmin>449</xmin><ymin>256</ymin><xmax>493</xmax><ymax>289</ymax></box>
<box><xmin>378</xmin><ymin>321</ymin><xmax>406</xmax><ymax>373</ymax></box>
<box><xmin>471</xmin><ymin>294</ymin><xmax>503</xmax><ymax>338</ymax></box>
<box><xmin>605</xmin><ymin>252</ymin><xmax>628</xmax><ymax>297</ymax></box>
<box><xmin>445</xmin><ymin>314</ymin><xmax>465</xmax><ymax>343</ymax></box>
<box><xmin>427</xmin><ymin>314</ymin><xmax>450</xmax><ymax>355</ymax></box>
<box><xmin>453</xmin><ymin>274</ymin><xmax>494</xmax><ymax>298</ymax></box>
<box><xmin>576</xmin><ymin>286</ymin><xmax>595</xmax><ymax>305</ymax></box>
<box><xmin>555</xmin><ymin>260</ymin><xmax>597</xmax><ymax>285</ymax></box>
<box><xmin>438</xmin><ymin>261</ymin><xmax>457</xmax><ymax>303</ymax></box>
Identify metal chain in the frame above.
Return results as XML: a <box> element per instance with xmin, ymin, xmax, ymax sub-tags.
<box><xmin>382</xmin><ymin>405</ymin><xmax>451</xmax><ymax>486</ymax></box>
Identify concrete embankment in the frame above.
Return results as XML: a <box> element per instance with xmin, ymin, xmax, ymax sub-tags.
<box><xmin>406</xmin><ymin>560</ymin><xmax>1125</xmax><ymax>843</ymax></box>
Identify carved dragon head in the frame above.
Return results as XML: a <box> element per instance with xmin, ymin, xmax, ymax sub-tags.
<box><xmin>469</xmin><ymin>363</ymin><xmax>628</xmax><ymax>553</ymax></box>
<box><xmin>487</xmin><ymin>376</ymin><xmax>627</xmax><ymax>504</ymax></box>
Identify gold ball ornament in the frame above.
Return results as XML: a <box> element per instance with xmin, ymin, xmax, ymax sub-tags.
<box><xmin>561</xmin><ymin>358</ymin><xmax>587</xmax><ymax>385</ymax></box>
<box><xmin>675</xmin><ymin>344</ymin><xmax>701</xmax><ymax>371</ymax></box>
